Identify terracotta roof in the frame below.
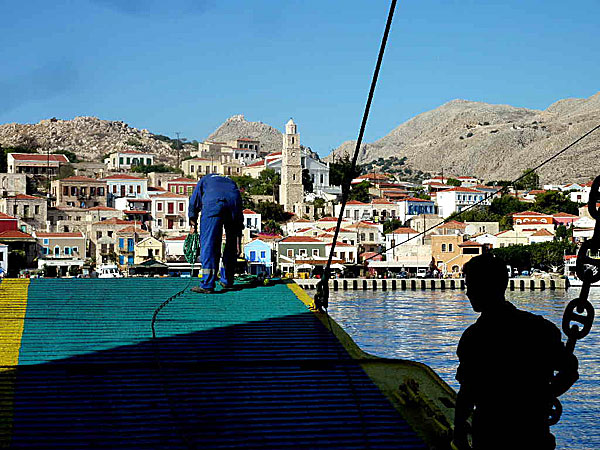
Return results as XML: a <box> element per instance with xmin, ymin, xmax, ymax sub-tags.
<box><xmin>256</xmin><ymin>233</ymin><xmax>283</xmax><ymax>241</ymax></box>
<box><xmin>116</xmin><ymin>226</ymin><xmax>150</xmax><ymax>235</ymax></box>
<box><xmin>280</xmin><ymin>236</ymin><xmax>324</xmax><ymax>243</ymax></box>
<box><xmin>0</xmin><ymin>230</ymin><xmax>34</xmax><ymax>239</ymax></box>
<box><xmin>152</xmin><ymin>192</ymin><xmax>188</xmax><ymax>199</ymax></box>
<box><xmin>371</xmin><ymin>199</ymin><xmax>394</xmax><ymax>205</ymax></box>
<box><xmin>346</xmin><ymin>200</ymin><xmax>368</xmax><ymax>205</ymax></box>
<box><xmin>457</xmin><ymin>176</ymin><xmax>477</xmax><ymax>180</ymax></box>
<box><xmin>243</xmin><ymin>209</ymin><xmax>258</xmax><ymax>215</ymax></box>
<box><xmin>247</xmin><ymin>160</ymin><xmax>265</xmax><ymax>168</ymax></box>
<box><xmin>148</xmin><ymin>186</ymin><xmax>167</xmax><ymax>192</ymax></box>
<box><xmin>237</xmin><ymin>138</ymin><xmax>259</xmax><ymax>142</ymax></box>
<box><xmin>112</xmin><ymin>150</ymin><xmax>153</xmax><ymax>155</ymax></box>
<box><xmin>266</xmin><ymin>152</ymin><xmax>282</xmax><ymax>157</ymax></box>
<box><xmin>295</xmin><ymin>227</ymin><xmax>313</xmax><ymax>233</ymax></box>
<box><xmin>399</xmin><ymin>197</ymin><xmax>433</xmax><ymax>202</ymax></box>
<box><xmin>531</xmin><ymin>229</ymin><xmax>554</xmax><ymax>237</ymax></box>
<box><xmin>36</xmin><ymin>232</ymin><xmax>84</xmax><ymax>238</ymax></box>
<box><xmin>8</xmin><ymin>194</ymin><xmax>43</xmax><ymax>201</ymax></box>
<box><xmin>167</xmin><ymin>177</ymin><xmax>197</xmax><ymax>183</ymax></box>
<box><xmin>324</xmin><ymin>227</ymin><xmax>354</xmax><ymax>233</ymax></box>
<box><xmin>102</xmin><ymin>174</ymin><xmax>145</xmax><ymax>181</ymax></box>
<box><xmin>317</xmin><ymin>217</ymin><xmax>339</xmax><ymax>222</ymax></box>
<box><xmin>92</xmin><ymin>218</ymin><xmax>133</xmax><ymax>226</ymax></box>
<box><xmin>439</xmin><ymin>187</ymin><xmax>484</xmax><ymax>193</ymax></box>
<box><xmin>512</xmin><ymin>211</ymin><xmax>548</xmax><ymax>216</ymax></box>
<box><xmin>0</xmin><ymin>212</ymin><xmax>17</xmax><ymax>220</ymax></box>
<box><xmin>86</xmin><ymin>206</ymin><xmax>118</xmax><ymax>211</ymax></box>
<box><xmin>164</xmin><ymin>235</ymin><xmax>188</xmax><ymax>241</ymax></box>
<box><xmin>60</xmin><ymin>176</ymin><xmax>103</xmax><ymax>182</ymax></box>
<box><xmin>438</xmin><ymin>220</ymin><xmax>467</xmax><ymax>229</ymax></box>
<box><xmin>390</xmin><ymin>227</ymin><xmax>419</xmax><ymax>235</ymax></box>
<box><xmin>458</xmin><ymin>240</ymin><xmax>483</xmax><ymax>247</ymax></box>
<box><xmin>9</xmin><ymin>153</ymin><xmax>68</xmax><ymax>163</ymax></box>
<box><xmin>552</xmin><ymin>212</ymin><xmax>579</xmax><ymax>218</ymax></box>
<box><xmin>360</xmin><ymin>251</ymin><xmax>383</xmax><ymax>260</ymax></box>
<box><xmin>293</xmin><ymin>259</ymin><xmax>345</xmax><ymax>265</ymax></box>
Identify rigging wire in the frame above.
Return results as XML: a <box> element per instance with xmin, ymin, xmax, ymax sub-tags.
<box><xmin>315</xmin><ymin>0</ymin><xmax>398</xmax><ymax>312</ymax></box>
<box><xmin>362</xmin><ymin>122</ymin><xmax>600</xmax><ymax>263</ymax></box>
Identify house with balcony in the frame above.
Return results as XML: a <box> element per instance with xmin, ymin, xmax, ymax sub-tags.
<box><xmin>104</xmin><ymin>150</ymin><xmax>154</xmax><ymax>171</ymax></box>
<box><xmin>116</xmin><ymin>225</ymin><xmax>150</xmax><ymax>267</ymax></box>
<box><xmin>34</xmin><ymin>231</ymin><xmax>86</xmax><ymax>277</ymax></box>
<box><xmin>7</xmin><ymin>153</ymin><xmax>69</xmax><ymax>176</ymax></box>
<box><xmin>243</xmin><ymin>209</ymin><xmax>262</xmax><ymax>234</ymax></box>
<box><xmin>91</xmin><ymin>218</ymin><xmax>135</xmax><ymax>264</ymax></box>
<box><xmin>436</xmin><ymin>187</ymin><xmax>491</xmax><ymax>218</ymax></box>
<box><xmin>346</xmin><ymin>221</ymin><xmax>384</xmax><ymax>254</ymax></box>
<box><xmin>397</xmin><ymin>197</ymin><xmax>436</xmax><ymax>224</ymax></box>
<box><xmin>51</xmin><ymin>176</ymin><xmax>107</xmax><ymax>209</ymax></box>
<box><xmin>276</xmin><ymin>236</ymin><xmax>328</xmax><ymax>276</ymax></box>
<box><xmin>431</xmin><ymin>235</ymin><xmax>482</xmax><ymax>276</ymax></box>
<box><xmin>166</xmin><ymin>177</ymin><xmax>198</xmax><ymax>197</ymax></box>
<box><xmin>134</xmin><ymin>236</ymin><xmax>164</xmax><ymax>264</ymax></box>
<box><xmin>120</xmin><ymin>198</ymin><xmax>152</xmax><ymax>228</ymax></box>
<box><xmin>181</xmin><ymin>158</ymin><xmax>223</xmax><ymax>178</ymax></box>
<box><xmin>244</xmin><ymin>238</ymin><xmax>275</xmax><ymax>276</ymax></box>
<box><xmin>151</xmin><ymin>192</ymin><xmax>188</xmax><ymax>234</ymax></box>
<box><xmin>103</xmin><ymin>174</ymin><xmax>148</xmax><ymax>207</ymax></box>
<box><xmin>512</xmin><ymin>211</ymin><xmax>554</xmax><ymax>234</ymax></box>
<box><xmin>0</xmin><ymin>194</ymin><xmax>47</xmax><ymax>233</ymax></box>
<box><xmin>325</xmin><ymin>241</ymin><xmax>357</xmax><ymax>264</ymax></box>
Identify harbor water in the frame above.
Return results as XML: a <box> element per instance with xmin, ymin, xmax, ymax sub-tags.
<box><xmin>328</xmin><ymin>287</ymin><xmax>599</xmax><ymax>450</ymax></box>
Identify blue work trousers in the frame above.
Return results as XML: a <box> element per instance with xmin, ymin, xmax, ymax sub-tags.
<box><xmin>199</xmin><ymin>198</ymin><xmax>241</xmax><ymax>289</ymax></box>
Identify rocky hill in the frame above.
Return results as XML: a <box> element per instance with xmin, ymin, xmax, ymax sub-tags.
<box><xmin>207</xmin><ymin>115</ymin><xmax>284</xmax><ymax>154</ymax></box>
<box><xmin>0</xmin><ymin>117</ymin><xmax>184</xmax><ymax>166</ymax></box>
<box><xmin>325</xmin><ymin>92</ymin><xmax>600</xmax><ymax>184</ymax></box>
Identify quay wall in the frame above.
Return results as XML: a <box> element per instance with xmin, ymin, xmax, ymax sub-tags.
<box><xmin>294</xmin><ymin>277</ymin><xmax>567</xmax><ymax>291</ymax></box>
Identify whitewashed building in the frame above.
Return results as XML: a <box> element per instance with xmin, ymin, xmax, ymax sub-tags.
<box><xmin>436</xmin><ymin>187</ymin><xmax>490</xmax><ymax>218</ymax></box>
<box><xmin>104</xmin><ymin>151</ymin><xmax>154</xmax><ymax>171</ymax></box>
<box><xmin>103</xmin><ymin>174</ymin><xmax>149</xmax><ymax>208</ymax></box>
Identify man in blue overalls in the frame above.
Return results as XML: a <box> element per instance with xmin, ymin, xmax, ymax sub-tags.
<box><xmin>188</xmin><ymin>174</ymin><xmax>243</xmax><ymax>293</ymax></box>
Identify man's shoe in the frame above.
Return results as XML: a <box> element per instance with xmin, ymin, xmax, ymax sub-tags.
<box><xmin>191</xmin><ymin>286</ymin><xmax>215</xmax><ymax>294</ymax></box>
<box><xmin>219</xmin><ymin>281</ymin><xmax>236</xmax><ymax>291</ymax></box>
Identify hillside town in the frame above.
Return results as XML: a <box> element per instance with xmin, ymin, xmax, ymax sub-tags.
<box><xmin>0</xmin><ymin>118</ymin><xmax>591</xmax><ymax>281</ymax></box>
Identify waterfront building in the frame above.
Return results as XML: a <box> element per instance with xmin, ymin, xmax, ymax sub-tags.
<box><xmin>150</xmin><ymin>192</ymin><xmax>188</xmax><ymax>234</ymax></box>
<box><xmin>104</xmin><ymin>150</ymin><xmax>154</xmax><ymax>171</ymax></box>
<box><xmin>512</xmin><ymin>211</ymin><xmax>554</xmax><ymax>233</ymax></box>
<box><xmin>134</xmin><ymin>236</ymin><xmax>164</xmax><ymax>264</ymax></box>
<box><xmin>436</xmin><ymin>187</ymin><xmax>490</xmax><ymax>218</ymax></box>
<box><xmin>244</xmin><ymin>238</ymin><xmax>275</xmax><ymax>276</ymax></box>
<box><xmin>396</xmin><ymin>197</ymin><xmax>436</xmax><ymax>224</ymax></box>
<box><xmin>0</xmin><ymin>173</ymin><xmax>27</xmax><ymax>197</ymax></box>
<box><xmin>102</xmin><ymin>174</ymin><xmax>148</xmax><ymax>207</ymax></box>
<box><xmin>51</xmin><ymin>176</ymin><xmax>107</xmax><ymax>208</ymax></box>
<box><xmin>34</xmin><ymin>231</ymin><xmax>86</xmax><ymax>276</ymax></box>
<box><xmin>0</xmin><ymin>194</ymin><xmax>47</xmax><ymax>233</ymax></box>
<box><xmin>7</xmin><ymin>153</ymin><xmax>68</xmax><ymax>176</ymax></box>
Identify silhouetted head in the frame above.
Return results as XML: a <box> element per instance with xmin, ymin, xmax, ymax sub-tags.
<box><xmin>463</xmin><ymin>254</ymin><xmax>508</xmax><ymax>312</ymax></box>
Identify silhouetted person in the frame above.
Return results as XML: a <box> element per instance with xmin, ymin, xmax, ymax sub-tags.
<box><xmin>453</xmin><ymin>254</ymin><xmax>578</xmax><ymax>450</ymax></box>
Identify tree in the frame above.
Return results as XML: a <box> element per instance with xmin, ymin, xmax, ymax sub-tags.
<box><xmin>489</xmin><ymin>195</ymin><xmax>528</xmax><ymax>216</ymax></box>
<box><xmin>348</xmin><ymin>180</ymin><xmax>371</xmax><ymax>203</ymax></box>
<box><xmin>56</xmin><ymin>163</ymin><xmax>75</xmax><ymax>180</ymax></box>
<box><xmin>253</xmin><ymin>201</ymin><xmax>293</xmax><ymax>224</ymax></box>
<box><xmin>449</xmin><ymin>206</ymin><xmax>502</xmax><ymax>223</ymax></box>
<box><xmin>302</xmin><ymin>169</ymin><xmax>313</xmax><ymax>194</ymax></box>
<box><xmin>131</xmin><ymin>164</ymin><xmax>181</xmax><ymax>174</ymax></box>
<box><xmin>383</xmin><ymin>218</ymin><xmax>403</xmax><ymax>234</ymax></box>
<box><xmin>447</xmin><ymin>178</ymin><xmax>461</xmax><ymax>187</ymax></box>
<box><xmin>555</xmin><ymin>224</ymin><xmax>573</xmax><ymax>241</ymax></box>
<box><xmin>263</xmin><ymin>219</ymin><xmax>283</xmax><ymax>235</ymax></box>
<box><xmin>329</xmin><ymin>153</ymin><xmax>363</xmax><ymax>189</ymax></box>
<box><xmin>514</xmin><ymin>168</ymin><xmax>539</xmax><ymax>191</ymax></box>
<box><xmin>532</xmin><ymin>191</ymin><xmax>579</xmax><ymax>215</ymax></box>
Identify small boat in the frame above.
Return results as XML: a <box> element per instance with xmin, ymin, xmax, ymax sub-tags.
<box><xmin>564</xmin><ymin>255</ymin><xmax>600</xmax><ymax>287</ymax></box>
<box><xmin>95</xmin><ymin>264</ymin><xmax>123</xmax><ymax>278</ymax></box>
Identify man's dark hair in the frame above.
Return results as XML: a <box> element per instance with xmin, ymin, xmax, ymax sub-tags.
<box><xmin>463</xmin><ymin>253</ymin><xmax>509</xmax><ymax>293</ymax></box>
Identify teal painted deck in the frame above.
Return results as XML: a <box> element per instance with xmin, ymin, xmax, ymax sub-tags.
<box><xmin>2</xmin><ymin>278</ymin><xmax>426</xmax><ymax>449</ymax></box>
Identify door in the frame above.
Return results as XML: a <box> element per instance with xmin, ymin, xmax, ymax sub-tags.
<box><xmin>167</xmin><ymin>219</ymin><xmax>174</xmax><ymax>229</ymax></box>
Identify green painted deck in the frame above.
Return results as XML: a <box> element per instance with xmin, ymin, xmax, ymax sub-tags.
<box><xmin>0</xmin><ymin>278</ymin><xmax>429</xmax><ymax>449</ymax></box>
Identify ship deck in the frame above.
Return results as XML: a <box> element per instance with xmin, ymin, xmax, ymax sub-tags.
<box><xmin>0</xmin><ymin>278</ymin><xmax>454</xmax><ymax>449</ymax></box>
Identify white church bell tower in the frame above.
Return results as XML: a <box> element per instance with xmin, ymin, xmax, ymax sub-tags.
<box><xmin>280</xmin><ymin>118</ymin><xmax>303</xmax><ymax>213</ymax></box>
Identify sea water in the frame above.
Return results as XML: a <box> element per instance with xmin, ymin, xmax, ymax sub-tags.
<box><xmin>328</xmin><ymin>287</ymin><xmax>599</xmax><ymax>450</ymax></box>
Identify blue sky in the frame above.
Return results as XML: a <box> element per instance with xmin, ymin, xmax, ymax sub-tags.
<box><xmin>1</xmin><ymin>0</ymin><xmax>598</xmax><ymax>157</ymax></box>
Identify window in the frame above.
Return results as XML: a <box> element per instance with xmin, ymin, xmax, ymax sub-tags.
<box><xmin>179</xmin><ymin>202</ymin><xmax>184</xmax><ymax>212</ymax></box>
<box><xmin>42</xmin><ymin>247</ymin><xmax>48</xmax><ymax>255</ymax></box>
<box><xmin>299</xmin><ymin>249</ymin><xmax>307</xmax><ymax>257</ymax></box>
<box><xmin>119</xmin><ymin>157</ymin><xmax>124</xmax><ymax>165</ymax></box>
<box><xmin>107</xmin><ymin>231</ymin><xmax>113</xmax><ymax>237</ymax></box>
<box><xmin>179</xmin><ymin>186</ymin><xmax>184</xmax><ymax>194</ymax></box>
<box><xmin>190</xmin><ymin>165</ymin><xmax>194</xmax><ymax>172</ymax></box>
<box><xmin>23</xmin><ymin>205</ymin><xmax>29</xmax><ymax>217</ymax></box>
<box><xmin>54</xmin><ymin>246</ymin><xmax>60</xmax><ymax>256</ymax></box>
<box><xmin>360</xmin><ymin>233</ymin><xmax>365</xmax><ymax>241</ymax></box>
<box><xmin>449</xmin><ymin>243</ymin><xmax>454</xmax><ymax>252</ymax></box>
<box><xmin>71</xmin><ymin>186</ymin><xmax>77</xmax><ymax>196</ymax></box>
<box><xmin>126</xmin><ymin>158</ymin><xmax>131</xmax><ymax>164</ymax></box>
<box><xmin>90</xmin><ymin>187</ymin><xmax>96</xmax><ymax>196</ymax></box>
<box><xmin>81</xmin><ymin>187</ymin><xmax>86</xmax><ymax>196</ymax></box>
<box><xmin>129</xmin><ymin>185</ymin><xmax>133</xmax><ymax>194</ymax></box>
<box><xmin>179</xmin><ymin>219</ymin><xmax>184</xmax><ymax>227</ymax></box>
<box><xmin>113</xmin><ymin>185</ymin><xmax>117</xmax><ymax>194</ymax></box>
<box><xmin>97</xmin><ymin>231</ymin><xmax>103</xmax><ymax>239</ymax></box>
<box><xmin>369</xmin><ymin>233</ymin><xmax>375</xmax><ymax>241</ymax></box>
<box><xmin>287</xmin><ymin>249</ymin><xmax>294</xmax><ymax>258</ymax></box>
<box><xmin>312</xmin><ymin>249</ymin><xmax>319</xmax><ymax>257</ymax></box>
<box><xmin>137</xmin><ymin>185</ymin><xmax>141</xmax><ymax>194</ymax></box>
<box><xmin>98</xmin><ymin>187</ymin><xmax>104</xmax><ymax>196</ymax></box>
<box><xmin>442</xmin><ymin>244</ymin><xmax>446</xmax><ymax>252</ymax></box>
<box><xmin>250</xmin><ymin>251</ymin><xmax>256</xmax><ymax>260</ymax></box>
<box><xmin>64</xmin><ymin>247</ymin><xmax>72</xmax><ymax>256</ymax></box>
<box><xmin>168</xmin><ymin>202</ymin><xmax>174</xmax><ymax>214</ymax></box>
<box><xmin>260</xmin><ymin>251</ymin><xmax>266</xmax><ymax>258</ymax></box>
<box><xmin>119</xmin><ymin>238</ymin><xmax>124</xmax><ymax>249</ymax></box>
<box><xmin>157</xmin><ymin>202</ymin><xmax>163</xmax><ymax>211</ymax></box>
<box><xmin>63</xmin><ymin>186</ymin><xmax>68</xmax><ymax>196</ymax></box>
<box><xmin>157</xmin><ymin>219</ymin><xmax>163</xmax><ymax>227</ymax></box>
<box><xmin>43</xmin><ymin>238</ymin><xmax>49</xmax><ymax>245</ymax></box>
